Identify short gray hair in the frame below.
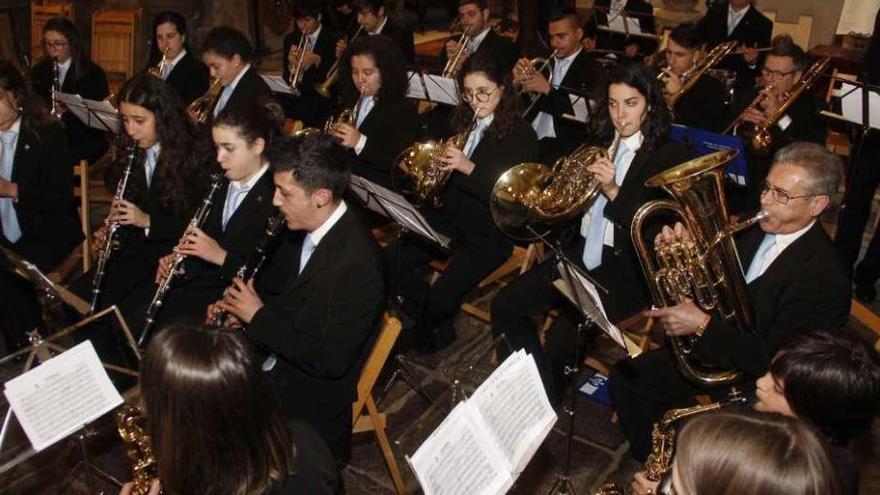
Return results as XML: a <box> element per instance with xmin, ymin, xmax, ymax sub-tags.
<box><xmin>772</xmin><ymin>142</ymin><xmax>844</xmax><ymax>198</ymax></box>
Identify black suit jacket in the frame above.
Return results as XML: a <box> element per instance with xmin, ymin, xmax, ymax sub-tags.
<box><xmin>348</xmin><ymin>96</ymin><xmax>418</xmax><ymax>189</ymax></box>
<box><xmin>593</xmin><ymin>0</ymin><xmax>658</xmax><ymax>55</ymax></box>
<box><xmin>209</xmin><ymin>66</ymin><xmax>274</xmax><ymax>126</ymax></box>
<box><xmin>698</xmin><ymin>1</ymin><xmax>773</xmax><ymax>88</ymax></box>
<box><xmin>864</xmin><ymin>7</ymin><xmax>880</xmax><ymax>84</ymax></box>
<box><xmin>31</xmin><ymin>58</ymin><xmax>110</xmax><ymax>163</ymax></box>
<box><xmin>694</xmin><ymin>222</ymin><xmax>851</xmax><ymax>377</ymax></box>
<box><xmin>376</xmin><ymin>20</ymin><xmax>415</xmax><ymax>66</ymax></box>
<box><xmin>162</xmin><ymin>52</ymin><xmax>211</xmax><ymax>105</ymax></box>
<box><xmin>673</xmin><ymin>74</ymin><xmax>728</xmax><ymax>132</ymax></box>
<box><xmin>3</xmin><ymin>121</ymin><xmax>83</xmax><ymax>271</ymax></box>
<box><xmin>437</xmin><ymin>29</ymin><xmax>519</xmax><ymax>74</ymax></box>
<box><xmin>248</xmin><ymin>206</ymin><xmax>386</xmax><ymax>439</ymax></box>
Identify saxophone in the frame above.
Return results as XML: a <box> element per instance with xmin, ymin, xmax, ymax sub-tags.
<box><xmin>208</xmin><ymin>212</ymin><xmax>286</xmax><ymax>328</ymax></box>
<box><xmin>141</xmin><ymin>172</ymin><xmax>225</xmax><ymax>345</ymax></box>
<box><xmin>116</xmin><ymin>404</ymin><xmax>158</xmax><ymax>495</ymax></box>
<box><xmin>593</xmin><ymin>389</ymin><xmax>747</xmax><ymax>494</ymax></box>
<box><xmin>89</xmin><ymin>142</ymin><xmax>139</xmax><ymax>315</ymax></box>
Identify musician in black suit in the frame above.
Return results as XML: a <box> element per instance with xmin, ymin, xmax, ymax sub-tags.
<box><xmin>698</xmin><ymin>0</ymin><xmax>773</xmax><ymax>89</ymax></box>
<box><xmin>144</xmin><ymin>11</ymin><xmax>210</xmax><ymax>106</ymax></box>
<box><xmin>610</xmin><ymin>142</ymin><xmax>851</xmax><ymax>462</ymax></box>
<box><xmin>438</xmin><ymin>0</ymin><xmax>519</xmax><ymax>75</ymax></box>
<box><xmin>390</xmin><ymin>51</ymin><xmax>538</xmax><ymax>353</ymax></box>
<box><xmin>660</xmin><ymin>22</ymin><xmax>727</xmax><ymax>132</ymax></box>
<box><xmin>199</xmin><ymin>27</ymin><xmax>274</xmax><ymax>128</ymax></box>
<box><xmin>336</xmin><ymin>0</ymin><xmax>416</xmax><ymax>66</ymax></box>
<box><xmin>515</xmin><ymin>9</ymin><xmax>608</xmax><ymax>163</ymax></box>
<box><xmin>30</xmin><ymin>17</ymin><xmax>110</xmax><ymax>164</ymax></box>
<box><xmin>331</xmin><ymin>35</ymin><xmax>417</xmax><ymax>189</ymax></box>
<box><xmin>0</xmin><ymin>61</ymin><xmax>82</xmax><ymax>352</ymax></box>
<box><xmin>211</xmin><ymin>133</ymin><xmax>386</xmax><ymax>464</ymax></box>
<box><xmin>282</xmin><ymin>1</ymin><xmax>341</xmax><ymax>127</ymax></box>
<box><xmin>490</xmin><ymin>62</ymin><xmax>690</xmax><ymax>405</ymax></box>
<box><xmin>592</xmin><ymin>0</ymin><xmax>658</xmax><ymax>59</ymax></box>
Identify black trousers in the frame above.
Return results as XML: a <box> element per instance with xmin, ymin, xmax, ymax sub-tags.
<box><xmin>835</xmin><ymin>134</ymin><xmax>880</xmax><ymax>284</ymax></box>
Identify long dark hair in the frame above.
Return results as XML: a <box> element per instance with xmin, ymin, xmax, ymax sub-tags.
<box><xmin>41</xmin><ymin>17</ymin><xmax>90</xmax><ymax>86</ymax></box>
<box><xmin>146</xmin><ymin>11</ymin><xmax>192</xmax><ymax>68</ymax></box>
<box><xmin>0</xmin><ymin>59</ymin><xmax>52</xmax><ymax>128</ymax></box>
<box><xmin>141</xmin><ymin>325</ymin><xmax>296</xmax><ymax>495</ymax></box>
<box><xmin>116</xmin><ymin>74</ymin><xmax>208</xmax><ymax>215</ymax></box>
<box><xmin>452</xmin><ymin>50</ymin><xmax>521</xmax><ymax>139</ymax></box>
<box><xmin>338</xmin><ymin>35</ymin><xmax>408</xmax><ymax>109</ymax></box>
<box><xmin>587</xmin><ymin>61</ymin><xmax>671</xmax><ymax>151</ymax></box>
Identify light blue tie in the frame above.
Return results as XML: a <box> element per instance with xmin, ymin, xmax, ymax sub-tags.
<box><xmin>213</xmin><ymin>84</ymin><xmax>234</xmax><ymax>117</ymax></box>
<box><xmin>745</xmin><ymin>234</ymin><xmax>776</xmax><ymax>283</ymax></box>
<box><xmin>551</xmin><ymin>57</ymin><xmax>568</xmax><ymax>89</ymax></box>
<box><xmin>581</xmin><ymin>141</ymin><xmax>629</xmax><ymax>269</ymax></box>
<box><xmin>463</xmin><ymin>119</ymin><xmax>487</xmax><ymax>158</ymax></box>
<box><xmin>298</xmin><ymin>236</ymin><xmax>316</xmax><ymax>274</ymax></box>
<box><xmin>0</xmin><ymin>131</ymin><xmax>22</xmax><ymax>243</ymax></box>
<box><xmin>222</xmin><ymin>184</ymin><xmax>251</xmax><ymax>230</ymax></box>
<box><xmin>144</xmin><ymin>148</ymin><xmax>158</xmax><ymax>188</ymax></box>
<box><xmin>356</xmin><ymin>96</ymin><xmax>374</xmax><ymax>128</ymax></box>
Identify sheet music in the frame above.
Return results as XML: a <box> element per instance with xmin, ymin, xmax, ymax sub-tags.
<box><xmin>553</xmin><ymin>262</ymin><xmax>627</xmax><ymax>350</ymax></box>
<box><xmin>840</xmin><ymin>82</ymin><xmax>880</xmax><ymax>130</ymax></box>
<box><xmin>409</xmin><ymin>401</ymin><xmax>513</xmax><ymax>495</ymax></box>
<box><xmin>836</xmin><ymin>0</ymin><xmax>880</xmax><ymax>35</ymax></box>
<box><xmin>261</xmin><ymin>74</ymin><xmax>295</xmax><ymax>95</ymax></box>
<box><xmin>569</xmin><ymin>95</ymin><xmax>590</xmax><ymax>123</ymax></box>
<box><xmin>3</xmin><ymin>341</ymin><xmax>123</xmax><ymax>451</ymax></box>
<box><xmin>82</xmin><ymin>98</ymin><xmax>120</xmax><ymax>132</ymax></box>
<box><xmin>55</xmin><ymin>92</ymin><xmax>88</xmax><ymax>125</ymax></box>
<box><xmin>406</xmin><ymin>71</ymin><xmax>460</xmax><ymax>106</ymax></box>
<box><xmin>607</xmin><ymin>15</ymin><xmax>642</xmax><ymax>35</ymax></box>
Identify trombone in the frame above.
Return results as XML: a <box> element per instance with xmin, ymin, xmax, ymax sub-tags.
<box><xmin>288</xmin><ymin>32</ymin><xmax>313</xmax><ymax>97</ymax></box>
<box><xmin>315</xmin><ymin>24</ymin><xmax>364</xmax><ymax>99</ymax></box>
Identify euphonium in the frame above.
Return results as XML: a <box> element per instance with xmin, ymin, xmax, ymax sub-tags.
<box><xmin>490</xmin><ymin>134</ymin><xmax>621</xmax><ymax>240</ymax></box>
<box><xmin>631</xmin><ymin>150</ymin><xmax>768</xmax><ymax>387</ymax></box>
<box><xmin>394</xmin><ymin>112</ymin><xmax>479</xmax><ymax>207</ymax></box>
<box><xmin>442</xmin><ymin>21</ymin><xmax>471</xmax><ymax>78</ymax></box>
<box><xmin>519</xmin><ymin>50</ymin><xmax>559</xmax><ymax>117</ymax></box>
<box><xmin>724</xmin><ymin>56</ymin><xmax>831</xmax><ymax>155</ymax></box>
<box><xmin>187</xmin><ymin>78</ymin><xmax>222</xmax><ymax>125</ymax></box>
<box><xmin>117</xmin><ymin>404</ymin><xmax>158</xmax><ymax>495</ymax></box>
<box><xmin>315</xmin><ymin>24</ymin><xmax>364</xmax><ymax>98</ymax></box>
<box><xmin>593</xmin><ymin>389</ymin><xmax>747</xmax><ymax>495</ymax></box>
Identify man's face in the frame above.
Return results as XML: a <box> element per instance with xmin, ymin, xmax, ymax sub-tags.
<box><xmin>357</xmin><ymin>8</ymin><xmax>383</xmax><ymax>32</ymax></box>
<box><xmin>758</xmin><ymin>163</ymin><xmax>827</xmax><ymax>235</ymax></box>
<box><xmin>272</xmin><ymin>171</ymin><xmax>324</xmax><ymax>231</ymax></box>
<box><xmin>665</xmin><ymin>38</ymin><xmax>700</xmax><ymax>76</ymax></box>
<box><xmin>296</xmin><ymin>15</ymin><xmax>320</xmax><ymax>35</ymax></box>
<box><xmin>458</xmin><ymin>3</ymin><xmax>489</xmax><ymax>35</ymax></box>
<box><xmin>548</xmin><ymin>18</ymin><xmax>583</xmax><ymax>58</ymax></box>
<box><xmin>762</xmin><ymin>55</ymin><xmax>801</xmax><ymax>96</ymax></box>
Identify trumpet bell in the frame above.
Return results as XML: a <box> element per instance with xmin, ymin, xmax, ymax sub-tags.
<box><xmin>489</xmin><ymin>163</ymin><xmax>554</xmax><ymax>241</ymax></box>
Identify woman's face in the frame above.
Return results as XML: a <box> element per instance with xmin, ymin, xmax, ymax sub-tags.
<box><xmin>212</xmin><ymin>124</ymin><xmax>264</xmax><ymax>182</ymax></box>
<box><xmin>43</xmin><ymin>30</ymin><xmax>72</xmax><ymax>63</ymax></box>
<box><xmin>351</xmin><ymin>54</ymin><xmax>382</xmax><ymax>97</ymax></box>
<box><xmin>155</xmin><ymin>22</ymin><xmax>185</xmax><ymax>60</ymax></box>
<box><xmin>120</xmin><ymin>102</ymin><xmax>158</xmax><ymax>148</ymax></box>
<box><xmin>608</xmin><ymin>82</ymin><xmax>649</xmax><ymax>138</ymax></box>
<box><xmin>0</xmin><ymin>87</ymin><xmax>21</xmax><ymax>131</ymax></box>
<box><xmin>462</xmin><ymin>71</ymin><xmax>503</xmax><ymax>119</ymax></box>
<box><xmin>202</xmin><ymin>51</ymin><xmax>244</xmax><ymax>86</ymax></box>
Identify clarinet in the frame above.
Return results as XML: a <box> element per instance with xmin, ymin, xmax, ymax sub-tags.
<box><xmin>141</xmin><ymin>172</ymin><xmax>225</xmax><ymax>345</ymax></box>
<box><xmin>50</xmin><ymin>59</ymin><xmax>60</xmax><ymax>118</ymax></box>
<box><xmin>208</xmin><ymin>212</ymin><xmax>286</xmax><ymax>328</ymax></box>
<box><xmin>89</xmin><ymin>143</ymin><xmax>138</xmax><ymax>315</ymax></box>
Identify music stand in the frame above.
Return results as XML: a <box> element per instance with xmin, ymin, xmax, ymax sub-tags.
<box><xmin>261</xmin><ymin>73</ymin><xmax>296</xmax><ymax>96</ymax></box>
<box><xmin>56</xmin><ymin>92</ymin><xmax>120</xmax><ymax>136</ymax></box>
<box><xmin>406</xmin><ymin>71</ymin><xmax>461</xmax><ymax>107</ymax></box>
<box><xmin>830</xmin><ymin>79</ymin><xmax>880</xmax><ymax>209</ymax></box>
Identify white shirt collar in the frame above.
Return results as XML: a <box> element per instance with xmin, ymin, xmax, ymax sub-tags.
<box><xmin>476</xmin><ymin>112</ymin><xmax>494</xmax><ymax>129</ymax></box>
<box><xmin>619</xmin><ymin>130</ymin><xmax>644</xmax><ymax>154</ymax></box>
<box><xmin>57</xmin><ymin>57</ymin><xmax>72</xmax><ymax>85</ymax></box>
<box><xmin>227</xmin><ymin>64</ymin><xmax>252</xmax><ymax>92</ymax></box>
<box><xmin>729</xmin><ymin>3</ymin><xmax>751</xmax><ymax>15</ymax></box>
<box><xmin>773</xmin><ymin>219</ymin><xmax>815</xmax><ymax>253</ymax></box>
<box><xmin>307</xmin><ymin>199</ymin><xmax>347</xmax><ymax>247</ymax></box>
<box><xmin>470</xmin><ymin>27</ymin><xmax>491</xmax><ymax>50</ymax></box>
<box><xmin>167</xmin><ymin>48</ymin><xmax>187</xmax><ymax>68</ymax></box>
<box><xmin>147</xmin><ymin>141</ymin><xmax>162</xmax><ymax>156</ymax></box>
<box><xmin>6</xmin><ymin>116</ymin><xmax>22</xmax><ymax>135</ymax></box>
<box><xmin>230</xmin><ymin>162</ymin><xmax>269</xmax><ymax>190</ymax></box>
<box><xmin>557</xmin><ymin>48</ymin><xmax>582</xmax><ymax>64</ymax></box>
<box><xmin>371</xmin><ymin>16</ymin><xmax>388</xmax><ymax>35</ymax></box>
<box><xmin>308</xmin><ymin>24</ymin><xmax>323</xmax><ymax>46</ymax></box>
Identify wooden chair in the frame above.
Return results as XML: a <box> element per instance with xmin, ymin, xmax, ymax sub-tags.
<box><xmin>91</xmin><ymin>9</ymin><xmax>140</xmax><ymax>93</ymax></box>
<box><xmin>49</xmin><ymin>159</ymin><xmax>91</xmax><ymax>282</ymax></box>
<box><xmin>352</xmin><ymin>314</ymin><xmax>406</xmax><ymax>495</ymax></box>
<box><xmin>850</xmin><ymin>299</ymin><xmax>880</xmax><ymax>353</ymax></box>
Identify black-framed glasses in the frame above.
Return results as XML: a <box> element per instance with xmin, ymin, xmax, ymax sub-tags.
<box><xmin>461</xmin><ymin>85</ymin><xmax>499</xmax><ymax>103</ymax></box>
<box><xmin>43</xmin><ymin>40</ymin><xmax>69</xmax><ymax>48</ymax></box>
<box><xmin>761</xmin><ymin>181</ymin><xmax>823</xmax><ymax>204</ymax></box>
<box><xmin>761</xmin><ymin>67</ymin><xmax>798</xmax><ymax>79</ymax></box>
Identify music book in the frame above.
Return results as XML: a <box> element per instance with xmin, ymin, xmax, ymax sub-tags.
<box><xmin>406</xmin><ymin>71</ymin><xmax>460</xmax><ymax>106</ymax></box>
<box><xmin>261</xmin><ymin>74</ymin><xmax>295</xmax><ymax>95</ymax></box>
<box><xmin>409</xmin><ymin>350</ymin><xmax>557</xmax><ymax>495</ymax></box>
<box><xmin>3</xmin><ymin>340</ymin><xmax>123</xmax><ymax>451</ymax></box>
<box><xmin>839</xmin><ymin>82</ymin><xmax>880</xmax><ymax>130</ymax></box>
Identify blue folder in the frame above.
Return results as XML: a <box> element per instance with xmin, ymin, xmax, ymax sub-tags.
<box><xmin>670</xmin><ymin>124</ymin><xmax>749</xmax><ymax>186</ymax></box>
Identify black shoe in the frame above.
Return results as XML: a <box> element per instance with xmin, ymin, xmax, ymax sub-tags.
<box><xmin>855</xmin><ymin>283</ymin><xmax>877</xmax><ymax>303</ymax></box>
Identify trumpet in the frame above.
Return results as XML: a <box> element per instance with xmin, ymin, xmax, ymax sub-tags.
<box><xmin>442</xmin><ymin>21</ymin><xmax>471</xmax><ymax>78</ymax></box>
<box><xmin>187</xmin><ymin>78</ymin><xmax>222</xmax><ymax>125</ymax></box>
<box><xmin>315</xmin><ymin>24</ymin><xmax>364</xmax><ymax>99</ymax></box>
<box><xmin>141</xmin><ymin>172</ymin><xmax>225</xmax><ymax>345</ymax></box>
<box><xmin>288</xmin><ymin>32</ymin><xmax>313</xmax><ymax>97</ymax></box>
<box><xmin>519</xmin><ymin>50</ymin><xmax>559</xmax><ymax>116</ymax></box>
<box><xmin>148</xmin><ymin>48</ymin><xmax>169</xmax><ymax>79</ymax></box>
<box><xmin>50</xmin><ymin>59</ymin><xmax>60</xmax><ymax>118</ymax></box>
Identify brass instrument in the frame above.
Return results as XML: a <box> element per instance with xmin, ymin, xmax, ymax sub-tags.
<box><xmin>209</xmin><ymin>212</ymin><xmax>286</xmax><ymax>328</ymax></box>
<box><xmin>117</xmin><ymin>404</ymin><xmax>158</xmax><ymax>495</ymax></box>
<box><xmin>724</xmin><ymin>56</ymin><xmax>831</xmax><ymax>155</ymax></box>
<box><xmin>593</xmin><ymin>389</ymin><xmax>747</xmax><ymax>495</ymax></box>
<box><xmin>187</xmin><ymin>78</ymin><xmax>222</xmax><ymax>125</ymax></box>
<box><xmin>141</xmin><ymin>172</ymin><xmax>224</xmax><ymax>345</ymax></box>
<box><xmin>442</xmin><ymin>20</ymin><xmax>471</xmax><ymax>78</ymax></box>
<box><xmin>90</xmin><ymin>142</ymin><xmax>138</xmax><ymax>314</ymax></box>
<box><xmin>315</xmin><ymin>24</ymin><xmax>364</xmax><ymax>98</ymax></box>
<box><xmin>519</xmin><ymin>50</ymin><xmax>559</xmax><ymax>117</ymax></box>
<box><xmin>490</xmin><ymin>134</ymin><xmax>621</xmax><ymax>240</ymax></box>
<box><xmin>661</xmin><ymin>41</ymin><xmax>737</xmax><ymax>108</ymax></box>
<box><xmin>50</xmin><ymin>59</ymin><xmax>60</xmax><ymax>118</ymax></box>
<box><xmin>631</xmin><ymin>150</ymin><xmax>768</xmax><ymax>386</ymax></box>
<box><xmin>148</xmin><ymin>48</ymin><xmax>169</xmax><ymax>79</ymax></box>
<box><xmin>288</xmin><ymin>32</ymin><xmax>313</xmax><ymax>97</ymax></box>
<box><xmin>323</xmin><ymin>90</ymin><xmax>363</xmax><ymax>135</ymax></box>
<box><xmin>394</xmin><ymin>112</ymin><xmax>479</xmax><ymax>207</ymax></box>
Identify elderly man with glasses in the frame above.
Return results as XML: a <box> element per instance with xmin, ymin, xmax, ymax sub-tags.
<box><xmin>608</xmin><ymin>141</ymin><xmax>851</xmax><ymax>464</ymax></box>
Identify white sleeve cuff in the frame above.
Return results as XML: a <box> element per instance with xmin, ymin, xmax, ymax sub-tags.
<box><xmin>777</xmin><ymin>114</ymin><xmax>792</xmax><ymax>131</ymax></box>
<box><xmin>354</xmin><ymin>134</ymin><xmax>367</xmax><ymax>155</ymax></box>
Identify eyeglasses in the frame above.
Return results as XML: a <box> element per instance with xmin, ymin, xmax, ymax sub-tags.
<box><xmin>43</xmin><ymin>41</ymin><xmax>69</xmax><ymax>48</ymax></box>
<box><xmin>760</xmin><ymin>181</ymin><xmax>823</xmax><ymax>204</ymax></box>
<box><xmin>461</xmin><ymin>85</ymin><xmax>499</xmax><ymax>103</ymax></box>
<box><xmin>761</xmin><ymin>67</ymin><xmax>798</xmax><ymax>79</ymax></box>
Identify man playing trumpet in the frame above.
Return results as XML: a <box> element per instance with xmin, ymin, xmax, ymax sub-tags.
<box><xmin>438</xmin><ymin>0</ymin><xmax>518</xmax><ymax>76</ymax></box>
<box><xmin>334</xmin><ymin>0</ymin><xmax>415</xmax><ymax>66</ymax></box>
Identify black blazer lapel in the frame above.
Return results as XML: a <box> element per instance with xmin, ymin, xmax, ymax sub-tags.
<box><xmin>289</xmin><ymin>208</ymin><xmax>351</xmax><ymax>291</ymax></box>
<box><xmin>223</xmin><ymin>172</ymin><xmax>273</xmax><ymax>234</ymax></box>
<box><xmin>10</xmin><ymin>125</ymin><xmax>36</xmax><ymax>184</ymax></box>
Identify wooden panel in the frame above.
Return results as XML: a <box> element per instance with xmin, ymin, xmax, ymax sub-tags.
<box><xmin>30</xmin><ymin>2</ymin><xmax>74</xmax><ymax>62</ymax></box>
<box><xmin>91</xmin><ymin>9</ymin><xmax>139</xmax><ymax>92</ymax></box>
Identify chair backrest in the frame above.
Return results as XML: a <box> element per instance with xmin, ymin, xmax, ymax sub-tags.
<box><xmin>826</xmin><ymin>68</ymin><xmax>858</xmax><ymax>103</ymax></box>
<box><xmin>31</xmin><ymin>2</ymin><xmax>75</xmax><ymax>63</ymax></box>
<box><xmin>352</xmin><ymin>314</ymin><xmax>401</xmax><ymax>422</ymax></box>
<box><xmin>74</xmin><ymin>159</ymin><xmax>91</xmax><ymax>272</ymax></box>
<box><xmin>91</xmin><ymin>9</ymin><xmax>140</xmax><ymax>93</ymax></box>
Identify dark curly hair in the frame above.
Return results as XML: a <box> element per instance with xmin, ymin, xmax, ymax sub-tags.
<box><xmin>116</xmin><ymin>74</ymin><xmax>210</xmax><ymax>216</ymax></box>
<box><xmin>587</xmin><ymin>61</ymin><xmax>672</xmax><ymax>151</ymax></box>
<box><xmin>338</xmin><ymin>35</ymin><xmax>408</xmax><ymax>109</ymax></box>
<box><xmin>451</xmin><ymin>50</ymin><xmax>521</xmax><ymax>140</ymax></box>
<box><xmin>0</xmin><ymin>59</ymin><xmax>52</xmax><ymax>128</ymax></box>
